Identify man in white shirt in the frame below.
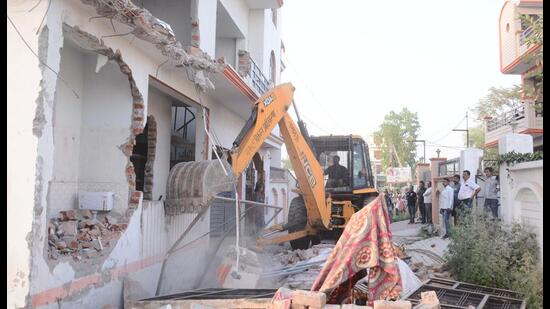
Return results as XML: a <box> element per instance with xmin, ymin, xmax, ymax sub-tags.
<box><xmin>438</xmin><ymin>178</ymin><xmax>454</xmax><ymax>238</ymax></box>
<box><xmin>483</xmin><ymin>167</ymin><xmax>499</xmax><ymax>218</ymax></box>
<box><xmin>457</xmin><ymin>170</ymin><xmax>481</xmax><ymax>210</ymax></box>
<box><xmin>423</xmin><ymin>181</ymin><xmax>433</xmax><ymax>224</ymax></box>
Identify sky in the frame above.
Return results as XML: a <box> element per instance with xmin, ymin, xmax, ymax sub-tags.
<box><xmin>279</xmin><ymin>0</ymin><xmax>520</xmax><ymax>161</ymax></box>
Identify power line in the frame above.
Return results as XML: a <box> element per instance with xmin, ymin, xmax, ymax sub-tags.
<box><xmin>429</xmin><ymin>115</ymin><xmax>466</xmax><ymax>143</ymax></box>
<box><xmin>7</xmin><ymin>14</ymin><xmax>80</xmax><ymax>99</ymax></box>
<box><xmin>283</xmin><ymin>55</ymin><xmax>348</xmax><ymax>132</ymax></box>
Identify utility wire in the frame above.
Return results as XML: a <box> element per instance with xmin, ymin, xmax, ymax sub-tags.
<box><xmin>429</xmin><ymin>115</ymin><xmax>466</xmax><ymax>143</ymax></box>
<box><xmin>283</xmin><ymin>55</ymin><xmax>347</xmax><ymax>132</ymax></box>
<box><xmin>7</xmin><ymin>14</ymin><xmax>80</xmax><ymax>99</ymax></box>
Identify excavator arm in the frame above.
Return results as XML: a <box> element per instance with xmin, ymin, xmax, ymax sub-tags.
<box><xmin>229</xmin><ymin>83</ymin><xmax>331</xmax><ymax>230</ymax></box>
<box><xmin>165</xmin><ymin>83</ymin><xmax>331</xmax><ymax>241</ymax></box>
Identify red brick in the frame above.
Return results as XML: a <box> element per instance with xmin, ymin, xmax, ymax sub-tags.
<box><xmin>81</xmin><ymin>242</ymin><xmax>94</xmax><ymax>248</ymax></box>
<box><xmin>112</xmin><ymin>223</ymin><xmax>128</xmax><ymax>232</ymax></box>
<box><xmin>68</xmin><ymin>240</ymin><xmax>80</xmax><ymax>250</ymax></box>
<box><xmin>59</xmin><ymin>221</ymin><xmax>78</xmax><ymax>238</ymax></box>
<box><xmin>60</xmin><ymin>210</ymin><xmax>78</xmax><ymax>221</ymax></box>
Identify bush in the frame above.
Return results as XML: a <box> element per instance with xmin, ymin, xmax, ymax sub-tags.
<box><xmin>445</xmin><ymin>208</ymin><xmax>542</xmax><ymax>308</ymax></box>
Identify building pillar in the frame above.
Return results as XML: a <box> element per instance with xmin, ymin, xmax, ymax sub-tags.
<box><xmin>429</xmin><ymin>157</ymin><xmax>447</xmax><ymax>227</ymax></box>
<box><xmin>498</xmin><ymin>134</ymin><xmax>534</xmax><ymax>223</ymax></box>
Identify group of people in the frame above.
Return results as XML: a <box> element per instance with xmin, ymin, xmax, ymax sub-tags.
<box><xmin>383</xmin><ymin>167</ymin><xmax>499</xmax><ymax>239</ymax></box>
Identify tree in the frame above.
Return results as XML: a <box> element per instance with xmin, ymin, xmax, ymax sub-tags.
<box><xmin>469</xmin><ymin>86</ymin><xmax>523</xmax><ymax>157</ymax></box>
<box><xmin>471</xmin><ymin>86</ymin><xmax>522</xmax><ymax>120</ymax></box>
<box><xmin>282</xmin><ymin>157</ymin><xmax>293</xmax><ymax>172</ymax></box>
<box><xmin>518</xmin><ymin>14</ymin><xmax>543</xmax><ymax>111</ymax></box>
<box><xmin>470</xmin><ymin>86</ymin><xmax>522</xmax><ymax>157</ymax></box>
<box><xmin>374</xmin><ymin>108</ymin><xmax>421</xmax><ymax>171</ymax></box>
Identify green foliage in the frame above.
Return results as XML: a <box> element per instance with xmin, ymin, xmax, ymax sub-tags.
<box><xmin>518</xmin><ymin>14</ymin><xmax>543</xmax><ymax>113</ymax></box>
<box><xmin>496</xmin><ymin>151</ymin><xmax>543</xmax><ymax>166</ymax></box>
<box><xmin>471</xmin><ymin>86</ymin><xmax>523</xmax><ymax>121</ymax></box>
<box><xmin>467</xmin><ymin>125</ymin><xmax>485</xmax><ymax>149</ymax></box>
<box><xmin>282</xmin><ymin>157</ymin><xmax>293</xmax><ymax>172</ymax></box>
<box><xmin>374</xmin><ymin>108</ymin><xmax>421</xmax><ymax>170</ymax></box>
<box><xmin>392</xmin><ymin>211</ymin><xmax>409</xmax><ymax>222</ymax></box>
<box><xmin>445</xmin><ymin>209</ymin><xmax>542</xmax><ymax>308</ymax></box>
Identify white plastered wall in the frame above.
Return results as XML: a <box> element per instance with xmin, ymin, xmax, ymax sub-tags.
<box><xmin>146</xmin><ymin>87</ymin><xmax>172</xmax><ymax>201</ymax></box>
<box><xmin>7</xmin><ymin>0</ymin><xmax>48</xmax><ymax>306</ymax></box>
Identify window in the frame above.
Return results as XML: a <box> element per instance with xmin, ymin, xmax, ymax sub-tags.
<box><xmin>319</xmin><ymin>150</ymin><xmax>349</xmax><ymax>189</ymax></box>
<box><xmin>353</xmin><ymin>142</ymin><xmax>368</xmax><ymax>188</ymax></box>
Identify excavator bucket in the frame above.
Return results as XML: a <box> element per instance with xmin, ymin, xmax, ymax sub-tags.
<box><xmin>165</xmin><ymin>159</ymin><xmax>235</xmax><ymax>215</ymax></box>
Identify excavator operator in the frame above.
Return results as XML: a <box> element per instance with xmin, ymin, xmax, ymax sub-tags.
<box><xmin>325</xmin><ymin>155</ymin><xmax>348</xmax><ymax>188</ymax></box>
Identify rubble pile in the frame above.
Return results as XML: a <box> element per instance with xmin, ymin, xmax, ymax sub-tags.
<box><xmin>261</xmin><ymin>244</ymin><xmax>335</xmax><ymax>290</ymax></box>
<box><xmin>47</xmin><ymin>209</ymin><xmax>128</xmax><ymax>261</ymax></box>
<box><xmin>408</xmin><ymin>262</ymin><xmax>453</xmax><ymax>282</ymax></box>
<box><xmin>275</xmin><ymin>246</ymin><xmax>326</xmax><ymax>266</ymax></box>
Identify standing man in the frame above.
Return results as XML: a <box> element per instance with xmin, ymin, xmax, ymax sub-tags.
<box><xmin>457</xmin><ymin>170</ymin><xmax>480</xmax><ymax>213</ymax></box>
<box><xmin>406</xmin><ymin>185</ymin><xmax>417</xmax><ymax>224</ymax></box>
<box><xmin>384</xmin><ymin>189</ymin><xmax>394</xmax><ymax>222</ymax></box>
<box><xmin>439</xmin><ymin>178</ymin><xmax>454</xmax><ymax>239</ymax></box>
<box><xmin>416</xmin><ymin>181</ymin><xmax>427</xmax><ymax>224</ymax></box>
<box><xmin>451</xmin><ymin>174</ymin><xmax>461</xmax><ymax>225</ymax></box>
<box><xmin>483</xmin><ymin>167</ymin><xmax>500</xmax><ymax>219</ymax></box>
<box><xmin>423</xmin><ymin>181</ymin><xmax>433</xmax><ymax>224</ymax></box>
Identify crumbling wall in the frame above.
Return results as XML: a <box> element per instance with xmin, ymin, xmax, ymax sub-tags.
<box><xmin>79</xmin><ymin>0</ymin><xmax>225</xmax><ymax>91</ymax></box>
<box><xmin>12</xmin><ymin>0</ymin><xmax>234</xmax><ymax>306</ymax></box>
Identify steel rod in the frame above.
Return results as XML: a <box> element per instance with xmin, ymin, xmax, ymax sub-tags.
<box><xmin>214</xmin><ymin>196</ymin><xmax>282</xmax><ymax>209</ymax></box>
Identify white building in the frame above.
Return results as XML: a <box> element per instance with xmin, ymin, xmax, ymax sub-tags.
<box><xmin>7</xmin><ymin>0</ymin><xmax>293</xmax><ymax>308</ymax></box>
<box><xmin>485</xmin><ymin>0</ymin><xmax>543</xmax><ymax>151</ymax></box>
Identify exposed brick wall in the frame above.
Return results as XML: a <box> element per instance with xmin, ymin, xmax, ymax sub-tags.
<box><xmin>143</xmin><ymin>116</ymin><xmax>157</xmax><ymax>200</ymax></box>
<box><xmin>238</xmin><ymin>50</ymin><xmax>251</xmax><ymax>77</ymax></box>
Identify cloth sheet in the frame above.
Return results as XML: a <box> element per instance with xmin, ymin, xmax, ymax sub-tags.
<box><xmin>311</xmin><ymin>195</ymin><xmax>402</xmax><ymax>306</ymax></box>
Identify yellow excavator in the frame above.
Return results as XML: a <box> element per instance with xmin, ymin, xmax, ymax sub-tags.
<box><xmin>166</xmin><ymin>83</ymin><xmax>378</xmax><ymax>249</ymax></box>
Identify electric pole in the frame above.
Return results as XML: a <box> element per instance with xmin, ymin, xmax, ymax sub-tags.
<box><xmin>453</xmin><ymin>112</ymin><xmax>470</xmax><ymax>148</ymax></box>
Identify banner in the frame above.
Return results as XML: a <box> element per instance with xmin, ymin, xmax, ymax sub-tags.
<box><xmin>386</xmin><ymin>167</ymin><xmax>412</xmax><ymax>183</ymax></box>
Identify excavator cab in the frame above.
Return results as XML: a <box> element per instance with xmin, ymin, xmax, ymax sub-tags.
<box><xmin>310</xmin><ymin>135</ymin><xmax>375</xmax><ymax>196</ymax></box>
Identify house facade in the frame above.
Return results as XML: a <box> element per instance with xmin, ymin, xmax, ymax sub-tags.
<box><xmin>7</xmin><ymin>0</ymin><xmax>293</xmax><ymax>308</ymax></box>
<box><xmin>484</xmin><ymin>0</ymin><xmax>543</xmax><ymax>151</ymax></box>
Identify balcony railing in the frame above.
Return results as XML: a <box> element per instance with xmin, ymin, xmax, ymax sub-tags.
<box><xmin>519</xmin><ymin>26</ymin><xmax>534</xmax><ymax>46</ymax></box>
<box><xmin>487</xmin><ymin>106</ymin><xmax>526</xmax><ymax>132</ymax></box>
<box><xmin>484</xmin><ymin>102</ymin><xmax>543</xmax><ymax>147</ymax></box>
<box><xmin>249</xmin><ymin>56</ymin><xmax>272</xmax><ymax>96</ymax></box>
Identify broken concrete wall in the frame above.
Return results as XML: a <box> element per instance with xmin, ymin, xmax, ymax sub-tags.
<box><xmin>9</xmin><ymin>0</ymin><xmax>286</xmax><ymax>307</ymax></box>
<box><xmin>138</xmin><ymin>0</ymin><xmax>193</xmax><ymax>47</ymax></box>
<box><xmin>49</xmin><ymin>41</ymin><xmax>132</xmax><ymax>217</ymax></box>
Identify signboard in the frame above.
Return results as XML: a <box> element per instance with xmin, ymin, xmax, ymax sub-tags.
<box><xmin>386</xmin><ymin>167</ymin><xmax>412</xmax><ymax>183</ymax></box>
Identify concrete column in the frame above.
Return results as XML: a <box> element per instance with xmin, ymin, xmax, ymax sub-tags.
<box><xmin>196</xmin><ymin>0</ymin><xmax>217</xmax><ymax>56</ymax></box>
<box><xmin>498</xmin><ymin>134</ymin><xmax>534</xmax><ymax>223</ymax></box>
<box><xmin>460</xmin><ymin>148</ymin><xmax>484</xmax><ymax>176</ymax></box>
<box><xmin>429</xmin><ymin>158</ymin><xmax>447</xmax><ymax>227</ymax></box>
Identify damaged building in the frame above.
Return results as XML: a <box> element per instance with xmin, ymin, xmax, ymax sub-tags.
<box><xmin>7</xmin><ymin>0</ymin><xmax>291</xmax><ymax>308</ymax></box>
